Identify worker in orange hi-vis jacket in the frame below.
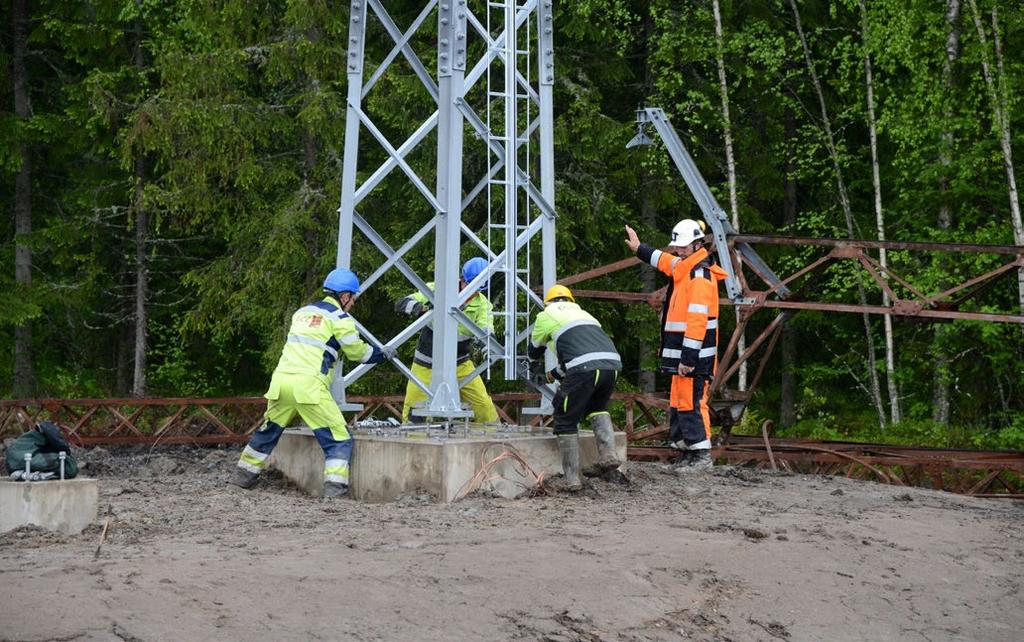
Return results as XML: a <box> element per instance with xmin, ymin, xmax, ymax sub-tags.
<box><xmin>625</xmin><ymin>220</ymin><xmax>728</xmax><ymax>472</ymax></box>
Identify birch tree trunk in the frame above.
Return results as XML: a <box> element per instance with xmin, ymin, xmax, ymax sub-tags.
<box><xmin>933</xmin><ymin>0</ymin><xmax>961</xmax><ymax>426</ymax></box>
<box><xmin>132</xmin><ymin>156</ymin><xmax>148</xmax><ymax>397</ymax></box>
<box><xmin>712</xmin><ymin>0</ymin><xmax>746</xmax><ymax>392</ymax></box>
<box><xmin>859</xmin><ymin>0</ymin><xmax>901</xmax><ymax>424</ymax></box>
<box><xmin>787</xmin><ymin>0</ymin><xmax>887</xmax><ymax>429</ymax></box>
<box><xmin>131</xmin><ymin>5</ymin><xmax>148</xmax><ymax>397</ymax></box>
<box><xmin>965</xmin><ymin>0</ymin><xmax>1024</xmax><ymax>322</ymax></box>
<box><xmin>12</xmin><ymin>0</ymin><xmax>36</xmax><ymax>398</ymax></box>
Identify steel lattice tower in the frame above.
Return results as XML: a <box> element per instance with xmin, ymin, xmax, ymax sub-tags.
<box><xmin>334</xmin><ymin>0</ymin><xmax>557</xmax><ymax>418</ymax></box>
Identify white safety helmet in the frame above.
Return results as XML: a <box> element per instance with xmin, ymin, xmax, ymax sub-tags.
<box><xmin>669</xmin><ymin>219</ymin><xmax>706</xmax><ymax>248</ymax></box>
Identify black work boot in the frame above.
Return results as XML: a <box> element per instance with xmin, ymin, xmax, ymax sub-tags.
<box><xmin>662</xmin><ymin>449</ymin><xmax>692</xmax><ymax>472</ymax></box>
<box><xmin>229</xmin><ymin>466</ymin><xmax>260</xmax><ymax>489</ymax></box>
<box><xmin>323</xmin><ymin>482</ymin><xmax>349</xmax><ymax>498</ymax></box>
<box><xmin>583</xmin><ymin>413</ymin><xmax>621</xmax><ymax>477</ymax></box>
<box><xmin>675</xmin><ymin>449</ymin><xmax>713</xmax><ymax>474</ymax></box>
<box><xmin>556</xmin><ymin>434</ymin><xmax>583</xmax><ymax>491</ymax></box>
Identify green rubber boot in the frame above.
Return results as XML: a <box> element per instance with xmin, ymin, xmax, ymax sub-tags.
<box><xmin>557</xmin><ymin>434</ymin><xmax>583</xmax><ymax>491</ymax></box>
<box><xmin>583</xmin><ymin>413</ymin><xmax>620</xmax><ymax>477</ymax></box>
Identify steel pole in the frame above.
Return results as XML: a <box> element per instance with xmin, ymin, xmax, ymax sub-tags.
<box><xmin>420</xmin><ymin>0</ymin><xmax>471</xmax><ymax>418</ymax></box>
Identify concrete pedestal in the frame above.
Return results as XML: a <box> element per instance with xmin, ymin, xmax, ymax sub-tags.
<box><xmin>267</xmin><ymin>428</ymin><xmax>627</xmax><ymax>502</ymax></box>
<box><xmin>0</xmin><ymin>479</ymin><xmax>99</xmax><ymax>534</ymax></box>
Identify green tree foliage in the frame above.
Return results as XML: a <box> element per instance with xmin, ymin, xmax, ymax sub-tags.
<box><xmin>2</xmin><ymin>0</ymin><xmax>1021</xmax><ymax>447</ymax></box>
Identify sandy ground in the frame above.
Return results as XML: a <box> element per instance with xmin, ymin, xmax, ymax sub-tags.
<box><xmin>0</xmin><ymin>444</ymin><xmax>1021</xmax><ymax>642</ymax></box>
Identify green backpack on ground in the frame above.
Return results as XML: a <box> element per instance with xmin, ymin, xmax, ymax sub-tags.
<box><xmin>5</xmin><ymin>421</ymin><xmax>79</xmax><ymax>479</ymax></box>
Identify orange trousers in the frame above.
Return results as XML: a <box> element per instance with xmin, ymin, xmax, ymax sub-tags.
<box><xmin>669</xmin><ymin>374</ymin><xmax>711</xmax><ymax>447</ymax></box>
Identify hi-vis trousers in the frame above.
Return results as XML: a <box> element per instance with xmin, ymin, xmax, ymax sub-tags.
<box><xmin>401</xmin><ymin>361</ymin><xmax>499</xmax><ymax>423</ymax></box>
<box><xmin>237</xmin><ymin>372</ymin><xmax>352</xmax><ymax>486</ymax></box>
<box><xmin>669</xmin><ymin>374</ymin><xmax>711</xmax><ymax>450</ymax></box>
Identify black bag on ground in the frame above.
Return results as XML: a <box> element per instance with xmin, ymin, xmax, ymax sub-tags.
<box><xmin>4</xmin><ymin>421</ymin><xmax>78</xmax><ymax>478</ymax></box>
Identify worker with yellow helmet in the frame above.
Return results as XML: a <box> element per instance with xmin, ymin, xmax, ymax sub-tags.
<box><xmin>528</xmin><ymin>285</ymin><xmax>622</xmax><ymax>490</ymax></box>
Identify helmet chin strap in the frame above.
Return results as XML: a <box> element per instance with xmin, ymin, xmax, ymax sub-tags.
<box><xmin>325</xmin><ymin>290</ymin><xmax>354</xmax><ymax>309</ymax></box>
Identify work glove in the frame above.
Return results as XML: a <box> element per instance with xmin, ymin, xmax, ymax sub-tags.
<box><xmin>365</xmin><ymin>346</ymin><xmax>388</xmax><ymax>365</ymax></box>
<box><xmin>381</xmin><ymin>346</ymin><xmax>397</xmax><ymax>361</ymax></box>
<box><xmin>470</xmin><ymin>337</ymin><xmax>487</xmax><ymax>363</ymax></box>
<box><xmin>394</xmin><ymin>297</ymin><xmax>426</xmax><ymax>317</ymax></box>
<box><xmin>546</xmin><ymin>368</ymin><xmax>564</xmax><ymax>384</ymax></box>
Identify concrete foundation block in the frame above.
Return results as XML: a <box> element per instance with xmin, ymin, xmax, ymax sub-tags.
<box><xmin>267</xmin><ymin>428</ymin><xmax>627</xmax><ymax>502</ymax></box>
<box><xmin>0</xmin><ymin>479</ymin><xmax>99</xmax><ymax>535</ymax></box>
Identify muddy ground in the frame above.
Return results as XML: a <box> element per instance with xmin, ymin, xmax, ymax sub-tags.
<box><xmin>0</xmin><ymin>444</ymin><xmax>1021</xmax><ymax>642</ymax></box>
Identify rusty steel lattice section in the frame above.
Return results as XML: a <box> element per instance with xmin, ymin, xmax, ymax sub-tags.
<box><xmin>630</xmin><ymin>437</ymin><xmax>1024</xmax><ymax>499</ymax></box>
<box><xmin>0</xmin><ymin>394</ymin><xmax>663</xmax><ymax>445</ymax></box>
<box><xmin>0</xmin><ymin>398</ymin><xmax>267</xmax><ymax>446</ymax></box>
<box><xmin>2</xmin><ymin>397</ymin><xmax>1021</xmax><ymax>498</ymax></box>
<box><xmin>727</xmin><ymin>234</ymin><xmax>1024</xmax><ymax>324</ymax></box>
<box><xmin>559</xmin><ymin>235</ymin><xmax>1024</xmax><ymax>431</ymax></box>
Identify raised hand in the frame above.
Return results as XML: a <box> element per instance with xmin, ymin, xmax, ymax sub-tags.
<box><xmin>624</xmin><ymin>225</ymin><xmax>640</xmax><ymax>253</ymax></box>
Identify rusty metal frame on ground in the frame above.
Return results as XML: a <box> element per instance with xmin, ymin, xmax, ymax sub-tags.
<box><xmin>1</xmin><ymin>396</ymin><xmax>1020</xmax><ymax>498</ymax></box>
<box><xmin>0</xmin><ymin>394</ymin><xmax>660</xmax><ymax>444</ymax></box>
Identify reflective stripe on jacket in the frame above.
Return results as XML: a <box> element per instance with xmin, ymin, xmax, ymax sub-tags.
<box><xmin>636</xmin><ymin>244</ymin><xmax>727</xmax><ymax>376</ymax></box>
<box><xmin>528</xmin><ymin>301</ymin><xmax>621</xmax><ymax>376</ymax></box>
<box><xmin>395</xmin><ymin>282</ymin><xmax>494</xmax><ymax>367</ymax></box>
<box><xmin>273</xmin><ymin>297</ymin><xmax>373</xmax><ymax>385</ymax></box>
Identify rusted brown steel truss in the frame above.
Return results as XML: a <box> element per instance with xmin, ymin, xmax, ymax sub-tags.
<box><xmin>729</xmin><ymin>234</ymin><xmax>1024</xmax><ymax>325</ymax></box>
<box><xmin>560</xmin><ymin>235</ymin><xmax>1024</xmax><ymax>431</ymax></box>
<box><xmin>629</xmin><ymin>437</ymin><xmax>1023</xmax><ymax>499</ymax></box>
<box><xmin>1</xmin><ymin>395</ymin><xmax>1021</xmax><ymax>498</ymax></box>
<box><xmin>0</xmin><ymin>394</ymin><xmax>654</xmax><ymax>445</ymax></box>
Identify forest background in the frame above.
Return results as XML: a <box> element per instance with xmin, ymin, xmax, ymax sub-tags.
<box><xmin>2</xmin><ymin>0</ymin><xmax>1022</xmax><ymax>449</ymax></box>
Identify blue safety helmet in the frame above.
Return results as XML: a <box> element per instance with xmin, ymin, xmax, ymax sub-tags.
<box><xmin>461</xmin><ymin>257</ymin><xmax>489</xmax><ymax>289</ymax></box>
<box><xmin>323</xmin><ymin>268</ymin><xmax>361</xmax><ymax>294</ymax></box>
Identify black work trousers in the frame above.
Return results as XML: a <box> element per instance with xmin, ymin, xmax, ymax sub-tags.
<box><xmin>552</xmin><ymin>368</ymin><xmax>618</xmax><ymax>435</ymax></box>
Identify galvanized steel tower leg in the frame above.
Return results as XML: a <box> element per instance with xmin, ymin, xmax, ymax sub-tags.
<box><xmin>538</xmin><ymin>1</ymin><xmax>556</xmax><ymax>298</ymax></box>
<box><xmin>536</xmin><ymin>0</ymin><xmax>557</xmax><ymax>411</ymax></box>
<box><xmin>331</xmin><ymin>0</ymin><xmax>369</xmax><ymax>411</ymax></box>
<box><xmin>502</xmin><ymin>0</ymin><xmax>518</xmax><ymax>381</ymax></box>
<box><xmin>419</xmin><ymin>0</ymin><xmax>472</xmax><ymax>418</ymax></box>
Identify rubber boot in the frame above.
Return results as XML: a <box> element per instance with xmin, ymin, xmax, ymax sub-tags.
<box><xmin>674</xmin><ymin>449</ymin><xmax>713</xmax><ymax>474</ymax></box>
<box><xmin>323</xmin><ymin>481</ymin><xmax>349</xmax><ymax>498</ymax></box>
<box><xmin>583</xmin><ymin>413</ymin><xmax>620</xmax><ymax>477</ymax></box>
<box><xmin>670</xmin><ymin>449</ymin><xmax>693</xmax><ymax>468</ymax></box>
<box><xmin>660</xmin><ymin>446</ymin><xmax>692</xmax><ymax>473</ymax></box>
<box><xmin>557</xmin><ymin>434</ymin><xmax>583</xmax><ymax>491</ymax></box>
<box><xmin>228</xmin><ymin>466</ymin><xmax>260</xmax><ymax>489</ymax></box>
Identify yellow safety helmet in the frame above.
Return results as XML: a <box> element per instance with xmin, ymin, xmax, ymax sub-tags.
<box><xmin>544</xmin><ymin>284</ymin><xmax>575</xmax><ymax>304</ymax></box>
